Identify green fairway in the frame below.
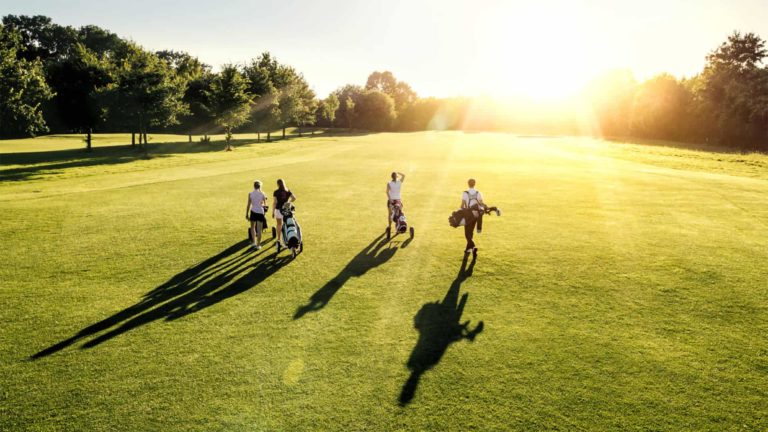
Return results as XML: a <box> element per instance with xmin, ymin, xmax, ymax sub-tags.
<box><xmin>1</xmin><ymin>132</ymin><xmax>767</xmax><ymax>431</ymax></box>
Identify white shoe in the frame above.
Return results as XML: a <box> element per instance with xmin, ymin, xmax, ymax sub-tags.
<box><xmin>255</xmin><ymin>244</ymin><xmax>262</xmax><ymax>250</ymax></box>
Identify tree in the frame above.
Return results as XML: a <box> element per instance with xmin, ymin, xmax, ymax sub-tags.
<box><xmin>344</xmin><ymin>96</ymin><xmax>356</xmax><ymax>130</ymax></box>
<box><xmin>356</xmin><ymin>89</ymin><xmax>396</xmax><ymax>131</ymax></box>
<box><xmin>366</xmin><ymin>70</ymin><xmax>417</xmax><ymax>112</ymax></box>
<box><xmin>45</xmin><ymin>43</ymin><xmax>111</xmax><ymax>149</ymax></box>
<box><xmin>333</xmin><ymin>84</ymin><xmax>364</xmax><ymax>131</ymax></box>
<box><xmin>629</xmin><ymin>74</ymin><xmax>693</xmax><ymax>140</ymax></box>
<box><xmin>0</xmin><ymin>24</ymin><xmax>54</xmax><ymax>138</ymax></box>
<box><xmin>251</xmin><ymin>87</ymin><xmax>280</xmax><ymax>142</ymax></box>
<box><xmin>1</xmin><ymin>15</ymin><xmax>78</xmax><ymax>62</ymax></box>
<box><xmin>99</xmin><ymin>43</ymin><xmax>187</xmax><ymax>149</ymax></box>
<box><xmin>205</xmin><ymin>64</ymin><xmax>253</xmax><ymax>150</ymax></box>
<box><xmin>701</xmin><ymin>32</ymin><xmax>768</xmax><ymax>146</ymax></box>
<box><xmin>322</xmin><ymin>93</ymin><xmax>339</xmax><ymax>132</ymax></box>
<box><xmin>157</xmin><ymin>50</ymin><xmax>210</xmax><ymax>140</ymax></box>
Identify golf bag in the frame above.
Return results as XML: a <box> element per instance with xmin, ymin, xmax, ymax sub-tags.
<box><xmin>388</xmin><ymin>200</ymin><xmax>414</xmax><ymax>239</ymax></box>
<box><xmin>448</xmin><ymin>205</ymin><xmax>501</xmax><ymax>228</ymax></box>
<box><xmin>278</xmin><ymin>203</ymin><xmax>303</xmax><ymax>256</ymax></box>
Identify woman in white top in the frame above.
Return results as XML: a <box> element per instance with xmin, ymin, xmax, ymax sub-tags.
<box><xmin>386</xmin><ymin>171</ymin><xmax>406</xmax><ymax>230</ymax></box>
<box><xmin>245</xmin><ymin>180</ymin><xmax>268</xmax><ymax>249</ymax></box>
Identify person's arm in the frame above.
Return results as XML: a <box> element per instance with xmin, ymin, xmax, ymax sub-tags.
<box><xmin>245</xmin><ymin>195</ymin><xmax>252</xmax><ymax>219</ymax></box>
<box><xmin>460</xmin><ymin>192</ymin><xmax>468</xmax><ymax>209</ymax></box>
<box><xmin>477</xmin><ymin>191</ymin><xmax>484</xmax><ymax>205</ymax></box>
<box><xmin>289</xmin><ymin>191</ymin><xmax>296</xmax><ymax>203</ymax></box>
<box><xmin>386</xmin><ymin>183</ymin><xmax>391</xmax><ymax>198</ymax></box>
<box><xmin>399</xmin><ymin>172</ymin><xmax>405</xmax><ymax>182</ymax></box>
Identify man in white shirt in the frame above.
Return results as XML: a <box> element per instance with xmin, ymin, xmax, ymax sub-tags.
<box><xmin>461</xmin><ymin>178</ymin><xmax>484</xmax><ymax>254</ymax></box>
<box><xmin>386</xmin><ymin>171</ymin><xmax>406</xmax><ymax>230</ymax></box>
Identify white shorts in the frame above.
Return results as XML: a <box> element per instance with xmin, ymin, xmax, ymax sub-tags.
<box><xmin>273</xmin><ymin>208</ymin><xmax>283</xmax><ymax>220</ymax></box>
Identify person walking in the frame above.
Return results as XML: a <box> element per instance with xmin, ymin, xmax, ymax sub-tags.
<box><xmin>387</xmin><ymin>171</ymin><xmax>406</xmax><ymax>231</ymax></box>
<box><xmin>461</xmin><ymin>178</ymin><xmax>485</xmax><ymax>255</ymax></box>
<box><xmin>245</xmin><ymin>180</ymin><xmax>268</xmax><ymax>250</ymax></box>
<box><xmin>272</xmin><ymin>178</ymin><xmax>297</xmax><ymax>249</ymax></box>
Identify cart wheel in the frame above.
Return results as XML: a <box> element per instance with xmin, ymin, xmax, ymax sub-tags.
<box><xmin>271</xmin><ymin>227</ymin><xmax>276</xmax><ymax>238</ymax></box>
<box><xmin>385</xmin><ymin>227</ymin><xmax>391</xmax><ymax>240</ymax></box>
<box><xmin>409</xmin><ymin>227</ymin><xmax>414</xmax><ymax>239</ymax></box>
<box><xmin>299</xmin><ymin>243</ymin><xmax>304</xmax><ymax>253</ymax></box>
<box><xmin>291</xmin><ymin>248</ymin><xmax>297</xmax><ymax>258</ymax></box>
<box><xmin>277</xmin><ymin>242</ymin><xmax>282</xmax><ymax>252</ymax></box>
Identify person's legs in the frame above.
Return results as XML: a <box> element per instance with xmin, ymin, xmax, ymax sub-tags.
<box><xmin>464</xmin><ymin>216</ymin><xmax>476</xmax><ymax>251</ymax></box>
<box><xmin>250</xmin><ymin>221</ymin><xmax>258</xmax><ymax>247</ymax></box>
<box><xmin>387</xmin><ymin>200</ymin><xmax>392</xmax><ymax>229</ymax></box>
<box><xmin>256</xmin><ymin>220</ymin><xmax>263</xmax><ymax>247</ymax></box>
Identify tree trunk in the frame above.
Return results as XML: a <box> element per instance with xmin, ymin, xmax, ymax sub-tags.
<box><xmin>86</xmin><ymin>129</ymin><xmax>92</xmax><ymax>151</ymax></box>
<box><xmin>282</xmin><ymin>127</ymin><xmax>286</xmax><ymax>139</ymax></box>
<box><xmin>188</xmin><ymin>134</ymin><xmax>192</xmax><ymax>143</ymax></box>
<box><xmin>143</xmin><ymin>132</ymin><xmax>148</xmax><ymax>148</ymax></box>
<box><xmin>131</xmin><ymin>132</ymin><xmax>136</xmax><ymax>146</ymax></box>
<box><xmin>298</xmin><ymin>125</ymin><xmax>302</xmax><ymax>137</ymax></box>
<box><xmin>257</xmin><ymin>131</ymin><xmax>261</xmax><ymax>142</ymax></box>
<box><xmin>267</xmin><ymin>132</ymin><xmax>271</xmax><ymax>142</ymax></box>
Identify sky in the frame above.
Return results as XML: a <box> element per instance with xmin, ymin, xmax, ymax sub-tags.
<box><xmin>2</xmin><ymin>0</ymin><xmax>767</xmax><ymax>100</ymax></box>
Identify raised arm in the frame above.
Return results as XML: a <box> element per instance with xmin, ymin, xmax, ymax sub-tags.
<box><xmin>399</xmin><ymin>172</ymin><xmax>406</xmax><ymax>182</ymax></box>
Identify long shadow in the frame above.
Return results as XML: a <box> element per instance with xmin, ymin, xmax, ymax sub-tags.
<box><xmin>293</xmin><ymin>233</ymin><xmax>398</xmax><ymax>319</ymax></box>
<box><xmin>31</xmin><ymin>239</ymin><xmax>287</xmax><ymax>359</ymax></box>
<box><xmin>399</xmin><ymin>253</ymin><xmax>484</xmax><ymax>406</ymax></box>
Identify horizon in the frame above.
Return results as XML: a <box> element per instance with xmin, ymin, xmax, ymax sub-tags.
<box><xmin>2</xmin><ymin>0</ymin><xmax>768</xmax><ymax>100</ymax></box>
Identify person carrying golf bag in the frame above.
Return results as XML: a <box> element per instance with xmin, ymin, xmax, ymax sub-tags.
<box><xmin>461</xmin><ymin>178</ymin><xmax>485</xmax><ymax>255</ymax></box>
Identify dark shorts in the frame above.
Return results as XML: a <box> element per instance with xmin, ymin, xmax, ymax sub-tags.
<box><xmin>249</xmin><ymin>211</ymin><xmax>266</xmax><ymax>223</ymax></box>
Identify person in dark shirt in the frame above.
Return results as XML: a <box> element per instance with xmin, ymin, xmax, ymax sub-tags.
<box><xmin>273</xmin><ymin>178</ymin><xmax>297</xmax><ymax>247</ymax></box>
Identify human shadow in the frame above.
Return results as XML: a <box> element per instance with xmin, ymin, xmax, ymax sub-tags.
<box><xmin>398</xmin><ymin>253</ymin><xmax>484</xmax><ymax>405</ymax></box>
<box><xmin>31</xmin><ymin>239</ymin><xmax>287</xmax><ymax>359</ymax></box>
<box><xmin>293</xmin><ymin>233</ymin><xmax>398</xmax><ymax>319</ymax></box>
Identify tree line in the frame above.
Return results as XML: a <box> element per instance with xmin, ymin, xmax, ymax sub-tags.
<box><xmin>1</xmin><ymin>15</ymin><xmax>766</xmax><ymax>150</ymax></box>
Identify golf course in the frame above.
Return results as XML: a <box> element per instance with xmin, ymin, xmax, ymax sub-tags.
<box><xmin>1</xmin><ymin>132</ymin><xmax>766</xmax><ymax>430</ymax></box>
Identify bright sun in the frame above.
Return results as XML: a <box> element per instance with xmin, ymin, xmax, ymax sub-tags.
<box><xmin>473</xmin><ymin>4</ymin><xmax>604</xmax><ymax>101</ymax></box>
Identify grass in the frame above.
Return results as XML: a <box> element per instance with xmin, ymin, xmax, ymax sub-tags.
<box><xmin>1</xmin><ymin>132</ymin><xmax>767</xmax><ymax>431</ymax></box>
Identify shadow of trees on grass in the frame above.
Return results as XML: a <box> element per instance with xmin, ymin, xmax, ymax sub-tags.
<box><xmin>1</xmin><ymin>138</ymin><xmax>265</xmax><ymax>181</ymax></box>
<box><xmin>32</xmin><ymin>239</ymin><xmax>289</xmax><ymax>359</ymax></box>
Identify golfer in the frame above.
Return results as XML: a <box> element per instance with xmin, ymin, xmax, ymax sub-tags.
<box><xmin>272</xmin><ymin>178</ymin><xmax>296</xmax><ymax>249</ymax></box>
<box><xmin>245</xmin><ymin>180</ymin><xmax>267</xmax><ymax>249</ymax></box>
<box><xmin>461</xmin><ymin>178</ymin><xmax>485</xmax><ymax>253</ymax></box>
<box><xmin>386</xmin><ymin>171</ymin><xmax>406</xmax><ymax>230</ymax></box>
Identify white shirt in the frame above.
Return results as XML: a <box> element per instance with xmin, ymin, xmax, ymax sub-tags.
<box><xmin>249</xmin><ymin>190</ymin><xmax>267</xmax><ymax>214</ymax></box>
<box><xmin>462</xmin><ymin>188</ymin><xmax>483</xmax><ymax>207</ymax></box>
<box><xmin>387</xmin><ymin>180</ymin><xmax>402</xmax><ymax>200</ymax></box>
